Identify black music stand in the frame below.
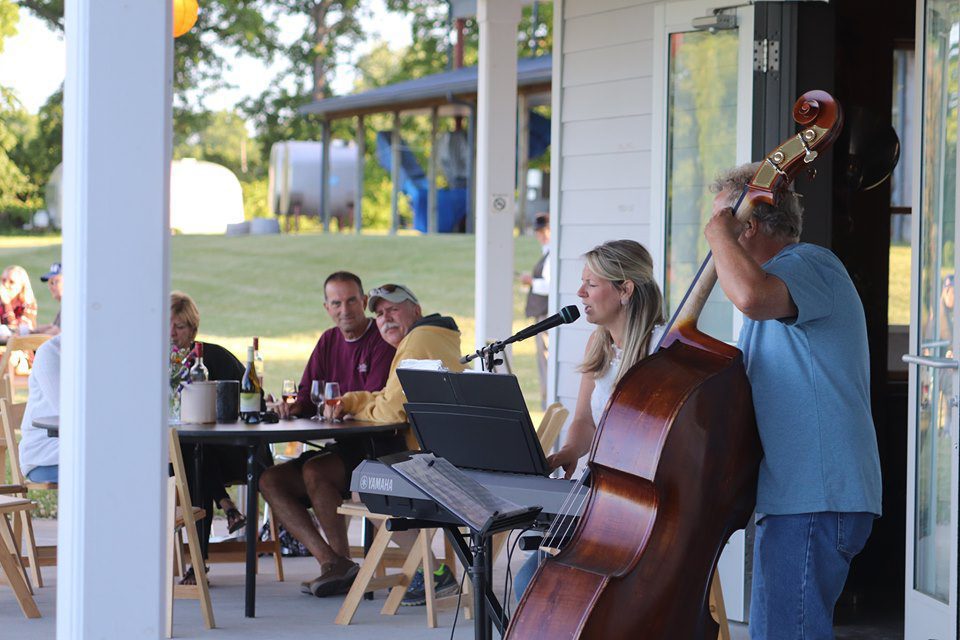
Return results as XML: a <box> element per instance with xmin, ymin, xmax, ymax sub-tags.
<box><xmin>383</xmin><ymin>451</ymin><xmax>541</xmax><ymax>640</ymax></box>
<box><xmin>397</xmin><ymin>369</ymin><xmax>549</xmax><ymax>475</ymax></box>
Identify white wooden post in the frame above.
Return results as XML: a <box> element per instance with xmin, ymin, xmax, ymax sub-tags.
<box><xmin>428</xmin><ymin>106</ymin><xmax>440</xmax><ymax>235</ymax></box>
<box><xmin>516</xmin><ymin>92</ymin><xmax>529</xmax><ymax>235</ymax></box>
<box><xmin>355</xmin><ymin>116</ymin><xmax>365</xmax><ymax>234</ymax></box>
<box><xmin>321</xmin><ymin>119</ymin><xmax>331</xmax><ymax>232</ymax></box>
<box><xmin>390</xmin><ymin>112</ymin><xmax>401</xmax><ymax>235</ymax></box>
<box><xmin>475</xmin><ymin>0</ymin><xmax>520</xmax><ymax>353</ymax></box>
<box><xmin>61</xmin><ymin>1</ymin><xmax>171</xmax><ymax>637</ymax></box>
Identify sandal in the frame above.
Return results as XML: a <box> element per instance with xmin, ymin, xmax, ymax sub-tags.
<box><xmin>225</xmin><ymin>508</ymin><xmax>246</xmax><ymax>534</ymax></box>
<box><xmin>179</xmin><ymin>565</ymin><xmax>210</xmax><ymax>586</ymax></box>
<box><xmin>299</xmin><ymin>559</ymin><xmax>359</xmax><ymax>597</ymax></box>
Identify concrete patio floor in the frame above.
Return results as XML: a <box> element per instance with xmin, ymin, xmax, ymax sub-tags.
<box><xmin>0</xmin><ymin>517</ymin><xmax>754</xmax><ymax>639</ymax></box>
<box><xmin>3</xmin><ymin>517</ymin><xmax>899</xmax><ymax>639</ymax></box>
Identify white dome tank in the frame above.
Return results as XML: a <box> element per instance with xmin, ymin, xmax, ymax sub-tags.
<box><xmin>170</xmin><ymin>159</ymin><xmax>245</xmax><ymax>234</ymax></box>
<box><xmin>45</xmin><ymin>159</ymin><xmax>245</xmax><ymax>234</ymax></box>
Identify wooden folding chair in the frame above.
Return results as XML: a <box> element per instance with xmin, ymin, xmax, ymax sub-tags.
<box><xmin>202</xmin><ymin>485</ymin><xmax>285</xmax><ymax>581</ymax></box>
<box><xmin>334</xmin><ymin>501</ymin><xmax>470</xmax><ymax>628</ymax></box>
<box><xmin>167</xmin><ymin>428</ymin><xmax>214</xmax><ymax>636</ymax></box>
<box><xmin>710</xmin><ymin>568</ymin><xmax>731</xmax><ymax>640</ymax></box>
<box><xmin>0</xmin><ymin>495</ymin><xmax>40</xmax><ymax>618</ymax></box>
<box><xmin>0</xmin><ymin>398</ymin><xmax>54</xmax><ymax>588</ymax></box>
<box><xmin>0</xmin><ymin>335</ymin><xmax>52</xmax><ymax>402</ymax></box>
<box><xmin>536</xmin><ymin>401</ymin><xmax>568</xmax><ymax>453</ymax></box>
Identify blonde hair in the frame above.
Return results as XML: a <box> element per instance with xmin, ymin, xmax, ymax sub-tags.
<box><xmin>1</xmin><ymin>265</ymin><xmax>36</xmax><ymax>308</ymax></box>
<box><xmin>578</xmin><ymin>240</ymin><xmax>665</xmax><ymax>383</ymax></box>
<box><xmin>170</xmin><ymin>290</ymin><xmax>200</xmax><ymax>343</ymax></box>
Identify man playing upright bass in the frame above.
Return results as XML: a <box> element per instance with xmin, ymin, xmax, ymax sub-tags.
<box><xmin>705</xmin><ymin>162</ymin><xmax>882</xmax><ymax>639</ymax></box>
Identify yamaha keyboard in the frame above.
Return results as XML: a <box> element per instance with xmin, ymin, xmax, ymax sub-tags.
<box><xmin>351</xmin><ymin>459</ymin><xmax>587</xmax><ymax>528</ymax></box>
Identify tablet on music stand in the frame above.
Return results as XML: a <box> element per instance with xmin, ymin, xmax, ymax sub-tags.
<box><xmin>397</xmin><ymin>369</ymin><xmax>550</xmax><ymax>476</ymax></box>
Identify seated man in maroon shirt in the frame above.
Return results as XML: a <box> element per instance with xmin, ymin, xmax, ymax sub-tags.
<box><xmin>260</xmin><ymin>271</ymin><xmax>398</xmax><ymax>598</ymax></box>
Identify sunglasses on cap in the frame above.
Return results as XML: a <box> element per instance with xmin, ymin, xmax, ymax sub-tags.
<box><xmin>367</xmin><ymin>284</ymin><xmax>420</xmax><ymax>311</ymax></box>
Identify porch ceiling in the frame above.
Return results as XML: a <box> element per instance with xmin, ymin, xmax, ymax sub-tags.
<box><xmin>300</xmin><ymin>55</ymin><xmax>551</xmax><ymax>120</ymax></box>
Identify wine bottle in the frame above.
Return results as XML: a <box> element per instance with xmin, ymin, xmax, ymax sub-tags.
<box><xmin>253</xmin><ymin>336</ymin><xmax>264</xmax><ymax>387</ymax></box>
<box><xmin>189</xmin><ymin>342</ymin><xmax>209</xmax><ymax>382</ymax></box>
<box><xmin>240</xmin><ymin>345</ymin><xmax>262</xmax><ymax>422</ymax></box>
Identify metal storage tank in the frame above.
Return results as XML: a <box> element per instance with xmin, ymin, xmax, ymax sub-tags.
<box><xmin>268</xmin><ymin>140</ymin><xmax>358</xmax><ymax>226</ymax></box>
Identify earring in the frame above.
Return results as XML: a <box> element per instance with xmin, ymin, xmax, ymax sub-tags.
<box><xmin>621</xmin><ymin>298</ymin><xmax>627</xmax><ymax>306</ymax></box>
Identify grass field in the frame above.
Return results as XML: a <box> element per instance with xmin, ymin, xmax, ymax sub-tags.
<box><xmin>1</xmin><ymin>232</ymin><xmax>543</xmax><ymax>517</ymax></box>
<box><xmin>0</xmin><ymin>235</ymin><xmax>920</xmax><ymax>518</ymax></box>
<box><xmin>889</xmin><ymin>244</ymin><xmax>911</xmax><ymax>325</ymax></box>
<box><xmin>0</xmin><ymin>232</ymin><xmax>544</xmax><ymax>409</ymax></box>
<box><xmin>1</xmin><ymin>236</ymin><xmax>917</xmax><ymax>397</ymax></box>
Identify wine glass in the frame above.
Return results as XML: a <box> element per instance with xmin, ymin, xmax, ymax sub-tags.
<box><xmin>280</xmin><ymin>379</ymin><xmax>297</xmax><ymax>420</ymax></box>
<box><xmin>309</xmin><ymin>379</ymin><xmax>324</xmax><ymax>421</ymax></box>
<box><xmin>324</xmin><ymin>381</ymin><xmax>342</xmax><ymax>422</ymax></box>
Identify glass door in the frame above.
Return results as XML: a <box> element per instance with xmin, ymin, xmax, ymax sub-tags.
<box><xmin>652</xmin><ymin>0</ymin><xmax>754</xmax><ymax>344</ymax></box>
<box><xmin>651</xmin><ymin>0</ymin><xmax>755</xmax><ymax>621</ymax></box>
<box><xmin>905</xmin><ymin>2</ymin><xmax>960</xmax><ymax>637</ymax></box>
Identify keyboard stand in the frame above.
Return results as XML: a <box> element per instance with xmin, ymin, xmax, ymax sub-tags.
<box><xmin>382</xmin><ymin>452</ymin><xmax>541</xmax><ymax>640</ymax></box>
<box><xmin>386</xmin><ymin>518</ymin><xmax>509</xmax><ymax>640</ymax></box>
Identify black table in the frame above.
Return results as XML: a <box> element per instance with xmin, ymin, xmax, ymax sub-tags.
<box><xmin>34</xmin><ymin>415</ymin><xmax>59</xmax><ymax>437</ymax></box>
<box><xmin>35</xmin><ymin>415</ymin><xmax>408</xmax><ymax>618</ymax></box>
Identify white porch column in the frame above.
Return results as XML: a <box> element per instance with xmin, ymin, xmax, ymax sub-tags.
<box><xmin>475</xmin><ymin>0</ymin><xmax>520</xmax><ymax>352</ymax></box>
<box><xmin>61</xmin><ymin>1</ymin><xmax>171</xmax><ymax>637</ymax></box>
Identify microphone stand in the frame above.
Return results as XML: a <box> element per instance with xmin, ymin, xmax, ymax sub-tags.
<box><xmin>462</xmin><ymin>340</ymin><xmax>507</xmax><ymax>373</ymax></box>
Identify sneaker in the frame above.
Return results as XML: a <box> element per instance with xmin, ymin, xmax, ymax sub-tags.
<box><xmin>401</xmin><ymin>564</ymin><xmax>459</xmax><ymax>606</ymax></box>
<box><xmin>300</xmin><ymin>558</ymin><xmax>359</xmax><ymax>597</ymax></box>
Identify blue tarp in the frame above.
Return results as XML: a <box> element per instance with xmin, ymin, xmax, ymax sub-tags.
<box><xmin>375</xmin><ymin>110</ymin><xmax>551</xmax><ymax>233</ymax></box>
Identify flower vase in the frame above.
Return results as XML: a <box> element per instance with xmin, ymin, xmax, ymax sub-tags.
<box><xmin>170</xmin><ymin>387</ymin><xmax>182</xmax><ymax>424</ymax></box>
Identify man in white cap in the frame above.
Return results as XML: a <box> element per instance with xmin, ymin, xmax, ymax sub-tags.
<box><xmin>326</xmin><ymin>283</ymin><xmax>465</xmax><ymax>426</ymax></box>
<box><xmin>33</xmin><ymin>262</ymin><xmax>62</xmax><ymax>336</ymax></box>
<box><xmin>324</xmin><ymin>283</ymin><xmax>466</xmax><ymax>605</ymax></box>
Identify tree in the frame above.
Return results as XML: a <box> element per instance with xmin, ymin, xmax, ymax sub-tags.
<box><xmin>16</xmin><ymin>0</ymin><xmax>284</xmax><ymax>111</ymax></box>
<box><xmin>174</xmin><ymin>109</ymin><xmax>260</xmax><ymax>177</ymax></box>
<box><xmin>279</xmin><ymin>0</ymin><xmax>365</xmax><ymax>101</ymax></box>
<box><xmin>14</xmin><ymin>86</ymin><xmax>61</xmax><ymax>188</ymax></box>
<box><xmin>0</xmin><ymin>1</ymin><xmax>41</xmax><ymax>209</ymax></box>
<box><xmin>242</xmin><ymin>0</ymin><xmax>366</xmax><ymax>165</ymax></box>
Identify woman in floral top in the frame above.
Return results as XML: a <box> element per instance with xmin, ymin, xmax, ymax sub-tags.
<box><xmin>0</xmin><ymin>265</ymin><xmax>37</xmax><ymax>333</ymax></box>
<box><xmin>171</xmin><ymin>291</ymin><xmax>271</xmax><ymax>583</ymax></box>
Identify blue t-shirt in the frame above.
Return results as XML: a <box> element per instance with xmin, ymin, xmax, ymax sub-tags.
<box><xmin>738</xmin><ymin>243</ymin><xmax>882</xmax><ymax>516</ymax></box>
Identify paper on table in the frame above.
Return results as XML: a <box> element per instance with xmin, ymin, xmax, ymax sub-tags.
<box><xmin>397</xmin><ymin>359</ymin><xmax>446</xmax><ymax>371</ymax></box>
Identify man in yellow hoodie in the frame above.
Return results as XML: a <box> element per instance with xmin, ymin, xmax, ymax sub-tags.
<box><xmin>327</xmin><ymin>283</ymin><xmax>465</xmax><ymax>439</ymax></box>
<box><xmin>326</xmin><ymin>282</ymin><xmax>466</xmax><ymax>604</ymax></box>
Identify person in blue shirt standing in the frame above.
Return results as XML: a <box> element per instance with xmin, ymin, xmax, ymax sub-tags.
<box><xmin>704</xmin><ymin>162</ymin><xmax>882</xmax><ymax>640</ymax></box>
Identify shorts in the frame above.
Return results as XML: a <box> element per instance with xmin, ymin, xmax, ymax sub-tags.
<box><xmin>293</xmin><ymin>433</ymin><xmax>407</xmax><ymax>499</ymax></box>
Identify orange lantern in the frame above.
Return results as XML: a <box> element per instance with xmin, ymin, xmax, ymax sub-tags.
<box><xmin>173</xmin><ymin>0</ymin><xmax>199</xmax><ymax>38</ymax></box>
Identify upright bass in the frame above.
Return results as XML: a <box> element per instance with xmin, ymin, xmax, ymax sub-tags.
<box><xmin>506</xmin><ymin>91</ymin><xmax>843</xmax><ymax>639</ymax></box>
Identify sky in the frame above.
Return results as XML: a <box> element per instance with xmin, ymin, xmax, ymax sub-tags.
<box><xmin>0</xmin><ymin>0</ymin><xmax>413</xmax><ymax>114</ymax></box>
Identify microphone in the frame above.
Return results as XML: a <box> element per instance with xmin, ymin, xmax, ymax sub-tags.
<box><xmin>460</xmin><ymin>305</ymin><xmax>580</xmax><ymax>366</ymax></box>
<box><xmin>503</xmin><ymin>305</ymin><xmax>581</xmax><ymax>346</ymax></box>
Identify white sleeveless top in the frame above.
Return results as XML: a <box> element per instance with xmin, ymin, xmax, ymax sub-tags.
<box><xmin>589</xmin><ymin>325</ymin><xmax>665</xmax><ymax>426</ymax></box>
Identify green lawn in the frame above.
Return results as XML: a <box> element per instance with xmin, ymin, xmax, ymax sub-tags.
<box><xmin>889</xmin><ymin>244</ymin><xmax>911</xmax><ymax>325</ymax></box>
<box><xmin>0</xmin><ymin>234</ymin><xmax>919</xmax><ymax>518</ymax></box>
<box><xmin>0</xmin><ymin>232</ymin><xmax>544</xmax><ymax>410</ymax></box>
<box><xmin>3</xmin><ymin>235</ymin><xmax>917</xmax><ymax>399</ymax></box>
<box><xmin>2</xmin><ymin>232</ymin><xmax>543</xmax><ymax>517</ymax></box>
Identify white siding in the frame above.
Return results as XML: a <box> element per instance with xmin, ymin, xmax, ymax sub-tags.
<box><xmin>550</xmin><ymin>0</ymin><xmax>662</xmax><ymax>415</ymax></box>
<box><xmin>548</xmin><ymin>1</ymin><xmax>755</xmax><ymax>621</ymax></box>
<box><xmin>563</xmin><ymin>5</ymin><xmax>655</xmax><ymax>53</ymax></box>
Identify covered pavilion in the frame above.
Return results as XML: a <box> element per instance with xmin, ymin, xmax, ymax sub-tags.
<box><xmin>298</xmin><ymin>55</ymin><xmax>552</xmax><ymax>235</ymax></box>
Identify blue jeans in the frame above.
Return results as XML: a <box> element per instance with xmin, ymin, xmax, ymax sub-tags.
<box><xmin>513</xmin><ymin>551</ymin><xmax>546</xmax><ymax>602</ymax></box>
<box><xmin>26</xmin><ymin>465</ymin><xmax>58</xmax><ymax>483</ymax></box>
<box><xmin>749</xmin><ymin>512</ymin><xmax>873</xmax><ymax>640</ymax></box>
